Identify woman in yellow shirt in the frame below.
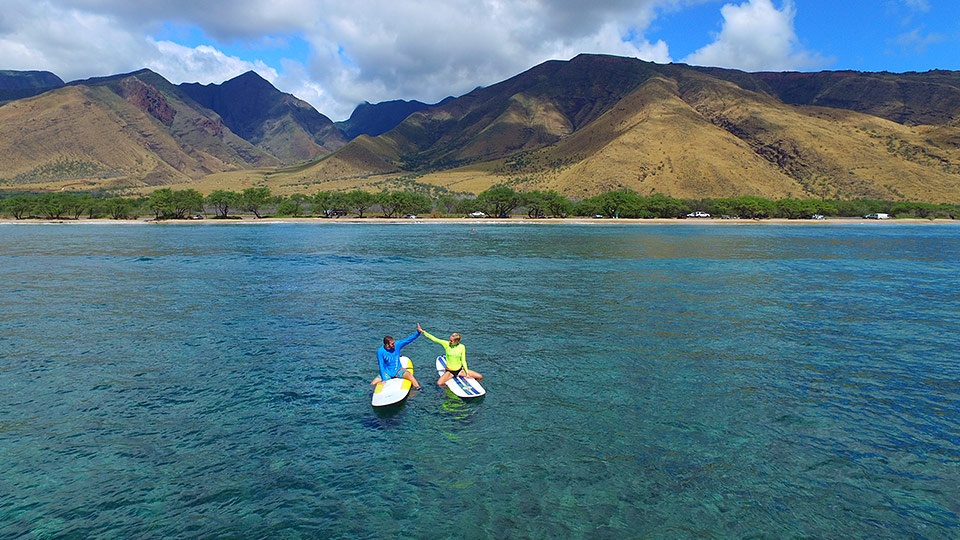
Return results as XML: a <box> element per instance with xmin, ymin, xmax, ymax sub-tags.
<box><xmin>418</xmin><ymin>323</ymin><xmax>483</xmax><ymax>386</ymax></box>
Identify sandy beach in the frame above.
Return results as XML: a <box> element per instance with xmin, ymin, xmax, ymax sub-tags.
<box><xmin>1</xmin><ymin>216</ymin><xmax>955</xmax><ymax>225</ymax></box>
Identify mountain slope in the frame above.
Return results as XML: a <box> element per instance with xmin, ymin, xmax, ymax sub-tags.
<box><xmin>748</xmin><ymin>69</ymin><xmax>960</xmax><ymax>126</ymax></box>
<box><xmin>0</xmin><ymin>70</ymin><xmax>279</xmax><ymax>190</ymax></box>
<box><xmin>2</xmin><ymin>56</ymin><xmax>960</xmax><ymax>202</ymax></box>
<box><xmin>336</xmin><ymin>99</ymin><xmax>438</xmax><ymax>139</ymax></box>
<box><xmin>288</xmin><ymin>55</ymin><xmax>960</xmax><ymax>202</ymax></box>
<box><xmin>527</xmin><ymin>69</ymin><xmax>960</xmax><ymax>201</ymax></box>
<box><xmin>675</xmin><ymin>68</ymin><xmax>960</xmax><ymax>200</ymax></box>
<box><xmin>180</xmin><ymin>71</ymin><xmax>347</xmax><ymax>164</ymax></box>
<box><xmin>386</xmin><ymin>55</ymin><xmax>661</xmax><ymax>169</ymax></box>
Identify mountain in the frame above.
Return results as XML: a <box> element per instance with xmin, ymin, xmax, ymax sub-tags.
<box><xmin>285</xmin><ymin>54</ymin><xmax>960</xmax><ymax>202</ymax></box>
<box><xmin>2</xmin><ymin>56</ymin><xmax>960</xmax><ymax>202</ymax></box>
<box><xmin>684</xmin><ymin>67</ymin><xmax>960</xmax><ymax>127</ymax></box>
<box><xmin>336</xmin><ymin>98</ymin><xmax>444</xmax><ymax>139</ymax></box>
<box><xmin>0</xmin><ymin>69</ymin><xmax>280</xmax><ymax>190</ymax></box>
<box><xmin>0</xmin><ymin>70</ymin><xmax>64</xmax><ymax>103</ymax></box>
<box><xmin>179</xmin><ymin>71</ymin><xmax>347</xmax><ymax>164</ymax></box>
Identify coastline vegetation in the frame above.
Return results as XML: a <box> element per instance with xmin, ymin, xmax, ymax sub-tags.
<box><xmin>1</xmin><ymin>185</ymin><xmax>957</xmax><ymax>221</ymax></box>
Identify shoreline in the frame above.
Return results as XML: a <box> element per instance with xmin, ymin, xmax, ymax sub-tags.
<box><xmin>0</xmin><ymin>216</ymin><xmax>956</xmax><ymax>225</ymax></box>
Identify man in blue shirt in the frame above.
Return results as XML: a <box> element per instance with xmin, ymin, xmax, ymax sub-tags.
<box><xmin>371</xmin><ymin>329</ymin><xmax>422</xmax><ymax>390</ymax></box>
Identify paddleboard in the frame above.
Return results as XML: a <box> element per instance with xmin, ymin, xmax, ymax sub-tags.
<box><xmin>372</xmin><ymin>356</ymin><xmax>414</xmax><ymax>407</ymax></box>
<box><xmin>435</xmin><ymin>355</ymin><xmax>485</xmax><ymax>398</ymax></box>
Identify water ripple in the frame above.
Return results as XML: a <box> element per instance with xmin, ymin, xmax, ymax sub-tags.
<box><xmin>1</xmin><ymin>223</ymin><xmax>959</xmax><ymax>538</ymax></box>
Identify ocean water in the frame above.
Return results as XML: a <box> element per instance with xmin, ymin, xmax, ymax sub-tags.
<box><xmin>1</xmin><ymin>221</ymin><xmax>959</xmax><ymax>539</ymax></box>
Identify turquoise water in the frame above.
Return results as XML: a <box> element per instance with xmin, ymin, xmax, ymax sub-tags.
<box><xmin>1</xmin><ymin>222</ymin><xmax>959</xmax><ymax>539</ymax></box>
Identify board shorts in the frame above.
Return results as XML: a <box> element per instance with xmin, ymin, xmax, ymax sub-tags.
<box><xmin>392</xmin><ymin>367</ymin><xmax>410</xmax><ymax>378</ymax></box>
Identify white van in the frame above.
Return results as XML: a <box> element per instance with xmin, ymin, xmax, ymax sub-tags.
<box><xmin>864</xmin><ymin>213</ymin><xmax>889</xmax><ymax>220</ymax></box>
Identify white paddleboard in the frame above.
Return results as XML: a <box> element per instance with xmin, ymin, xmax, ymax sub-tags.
<box><xmin>372</xmin><ymin>356</ymin><xmax>414</xmax><ymax>407</ymax></box>
<box><xmin>436</xmin><ymin>355</ymin><xmax>485</xmax><ymax>398</ymax></box>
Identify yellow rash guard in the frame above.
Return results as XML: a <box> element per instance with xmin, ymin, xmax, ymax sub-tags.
<box><xmin>422</xmin><ymin>330</ymin><xmax>468</xmax><ymax>372</ymax></box>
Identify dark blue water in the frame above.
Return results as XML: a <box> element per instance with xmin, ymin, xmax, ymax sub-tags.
<box><xmin>1</xmin><ymin>222</ymin><xmax>959</xmax><ymax>539</ymax></box>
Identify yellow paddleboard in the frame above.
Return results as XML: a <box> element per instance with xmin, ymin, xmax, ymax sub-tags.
<box><xmin>372</xmin><ymin>356</ymin><xmax>414</xmax><ymax>407</ymax></box>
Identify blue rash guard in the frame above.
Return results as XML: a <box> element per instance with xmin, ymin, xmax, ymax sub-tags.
<box><xmin>378</xmin><ymin>331</ymin><xmax>420</xmax><ymax>381</ymax></box>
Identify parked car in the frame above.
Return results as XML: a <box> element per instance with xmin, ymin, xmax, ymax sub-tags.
<box><xmin>403</xmin><ymin>214</ymin><xmax>417</xmax><ymax>219</ymax></box>
<box><xmin>864</xmin><ymin>213</ymin><xmax>889</xmax><ymax>220</ymax></box>
<box><xmin>810</xmin><ymin>214</ymin><xmax>825</xmax><ymax>220</ymax></box>
<box><xmin>468</xmin><ymin>211</ymin><xmax>486</xmax><ymax>218</ymax></box>
<box><xmin>686</xmin><ymin>211</ymin><xmax>711</xmax><ymax>218</ymax></box>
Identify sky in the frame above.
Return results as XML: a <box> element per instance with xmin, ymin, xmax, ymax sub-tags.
<box><xmin>1</xmin><ymin>0</ymin><xmax>957</xmax><ymax>120</ymax></box>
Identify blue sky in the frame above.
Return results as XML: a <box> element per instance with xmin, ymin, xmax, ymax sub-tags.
<box><xmin>654</xmin><ymin>1</ymin><xmax>959</xmax><ymax>73</ymax></box>
<box><xmin>1</xmin><ymin>1</ymin><xmax>957</xmax><ymax>120</ymax></box>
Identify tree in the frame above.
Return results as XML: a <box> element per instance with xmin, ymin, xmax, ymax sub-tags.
<box><xmin>434</xmin><ymin>194</ymin><xmax>458</xmax><ymax>215</ymax></box>
<box><xmin>240</xmin><ymin>187</ymin><xmax>273</xmax><ymax>218</ymax></box>
<box><xmin>345</xmin><ymin>190</ymin><xmax>376</xmax><ymax>218</ymax></box>
<box><xmin>716</xmin><ymin>196</ymin><xmax>774</xmax><ymax>219</ymax></box>
<box><xmin>206</xmin><ymin>190</ymin><xmax>238</xmax><ymax>218</ymax></box>
<box><xmin>2</xmin><ymin>196</ymin><xmax>33</xmax><ymax>219</ymax></box>
<box><xmin>476</xmin><ymin>186</ymin><xmax>520</xmax><ymax>218</ymax></box>
<box><xmin>590</xmin><ymin>189</ymin><xmax>642</xmax><ymax>218</ymax></box>
<box><xmin>37</xmin><ymin>192</ymin><xmax>71</xmax><ymax>219</ymax></box>
<box><xmin>377</xmin><ymin>191</ymin><xmax>404</xmax><ymax>218</ymax></box>
<box><xmin>313</xmin><ymin>191</ymin><xmax>335</xmax><ymax>217</ymax></box>
<box><xmin>169</xmin><ymin>189</ymin><xmax>203</xmax><ymax>219</ymax></box>
<box><xmin>148</xmin><ymin>188</ymin><xmax>174</xmax><ymax>219</ymax></box>
<box><xmin>455</xmin><ymin>197</ymin><xmax>481</xmax><ymax>215</ymax></box>
<box><xmin>816</xmin><ymin>200</ymin><xmax>838</xmax><ymax>217</ymax></box>
<box><xmin>541</xmin><ymin>190</ymin><xmax>573</xmax><ymax>218</ymax></box>
<box><xmin>277</xmin><ymin>194</ymin><xmax>310</xmax><ymax>217</ymax></box>
<box><xmin>66</xmin><ymin>193</ymin><xmax>95</xmax><ymax>220</ymax></box>
<box><xmin>641</xmin><ymin>193</ymin><xmax>683</xmax><ymax>218</ymax></box>
<box><xmin>147</xmin><ymin>188</ymin><xmax>203</xmax><ymax>219</ymax></box>
<box><xmin>521</xmin><ymin>191</ymin><xmax>547</xmax><ymax>218</ymax></box>
<box><xmin>104</xmin><ymin>197</ymin><xmax>133</xmax><ymax>220</ymax></box>
<box><xmin>313</xmin><ymin>191</ymin><xmax>350</xmax><ymax>217</ymax></box>
<box><xmin>289</xmin><ymin>193</ymin><xmax>311</xmax><ymax>216</ymax></box>
<box><xmin>773</xmin><ymin>198</ymin><xmax>821</xmax><ymax>219</ymax></box>
<box><xmin>573</xmin><ymin>198</ymin><xmax>600</xmax><ymax>217</ymax></box>
<box><xmin>891</xmin><ymin>201</ymin><xmax>938</xmax><ymax>219</ymax></box>
<box><xmin>85</xmin><ymin>195</ymin><xmax>105</xmax><ymax>219</ymax></box>
<box><xmin>833</xmin><ymin>199</ymin><xmax>887</xmax><ymax>218</ymax></box>
<box><xmin>378</xmin><ymin>190</ymin><xmax>432</xmax><ymax>217</ymax></box>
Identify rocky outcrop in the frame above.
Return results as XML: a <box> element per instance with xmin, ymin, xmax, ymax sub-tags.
<box><xmin>119</xmin><ymin>77</ymin><xmax>177</xmax><ymax>125</ymax></box>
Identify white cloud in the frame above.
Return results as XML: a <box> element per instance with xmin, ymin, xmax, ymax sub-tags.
<box><xmin>293</xmin><ymin>1</ymin><xmax>675</xmax><ymax>118</ymax></box>
<box><xmin>1</xmin><ymin>0</ymin><xmax>683</xmax><ymax>118</ymax></box>
<box><xmin>1</xmin><ymin>0</ymin><xmax>835</xmax><ymax>120</ymax></box>
<box><xmin>0</xmin><ymin>0</ymin><xmax>155</xmax><ymax>79</ymax></box>
<box><xmin>148</xmin><ymin>41</ymin><xmax>278</xmax><ymax>85</ymax></box>
<box><xmin>682</xmin><ymin>0</ymin><xmax>827</xmax><ymax>72</ymax></box>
